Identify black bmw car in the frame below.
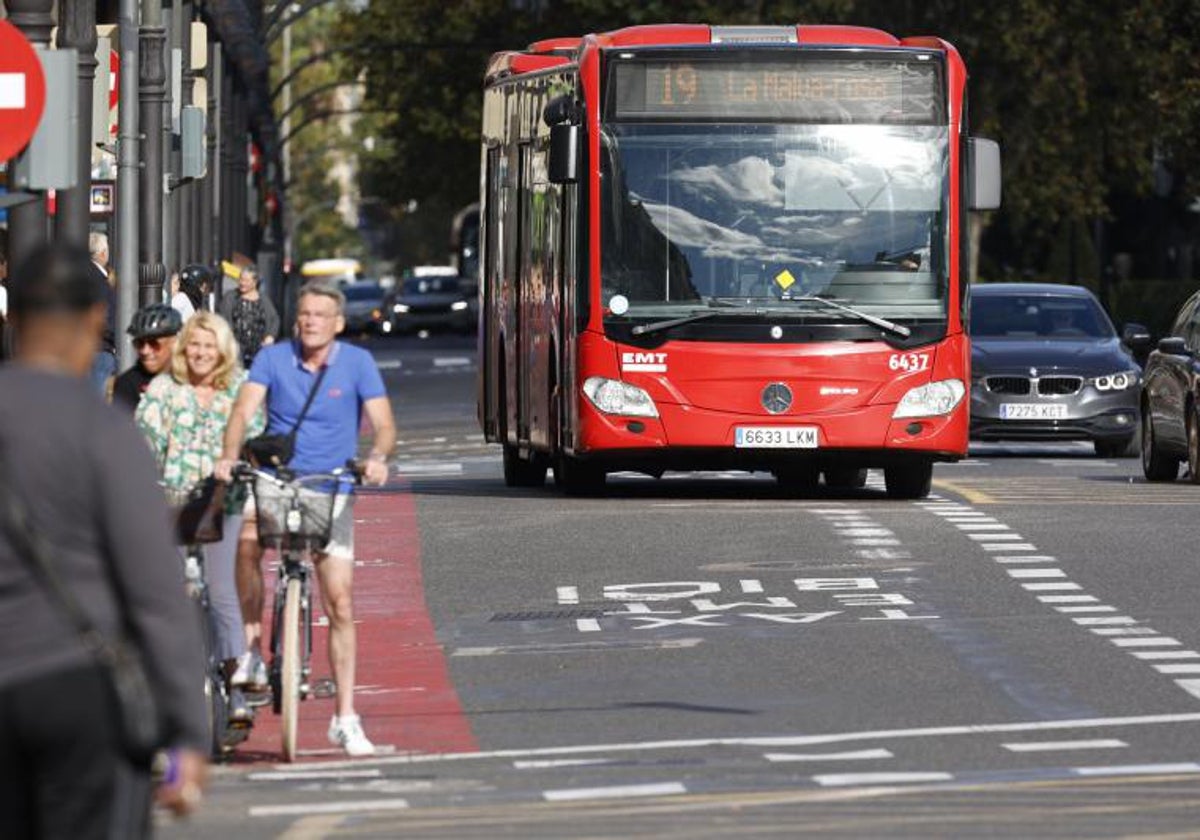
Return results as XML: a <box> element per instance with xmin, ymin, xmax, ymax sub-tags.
<box><xmin>969</xmin><ymin>283</ymin><xmax>1149</xmax><ymax>456</ymax></box>
<box><xmin>1141</xmin><ymin>288</ymin><xmax>1200</xmax><ymax>481</ymax></box>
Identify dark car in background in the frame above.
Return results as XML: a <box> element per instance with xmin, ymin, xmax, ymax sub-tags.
<box><xmin>382</xmin><ymin>268</ymin><xmax>476</xmax><ymax>335</ymax></box>
<box><xmin>1140</xmin><ymin>288</ymin><xmax>1200</xmax><ymax>481</ymax></box>
<box><xmin>340</xmin><ymin>280</ymin><xmax>387</xmax><ymax>335</ymax></box>
<box><xmin>969</xmin><ymin>283</ymin><xmax>1149</xmax><ymax>456</ymax></box>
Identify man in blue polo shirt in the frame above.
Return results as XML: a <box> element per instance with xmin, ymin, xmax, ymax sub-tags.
<box><xmin>215</xmin><ymin>280</ymin><xmax>395</xmax><ymax>756</ymax></box>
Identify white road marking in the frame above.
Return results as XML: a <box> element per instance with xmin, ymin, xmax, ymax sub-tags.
<box><xmin>1132</xmin><ymin>651</ymin><xmax>1200</xmax><ymax>660</ymax></box>
<box><xmin>764</xmin><ymin>748</ymin><xmax>894</xmax><ymax>762</ymax></box>
<box><xmin>514</xmin><ymin>759</ymin><xmax>616</xmax><ymax>769</ymax></box>
<box><xmin>1091</xmin><ymin>628</ymin><xmax>1157</xmax><ymax>636</ymax></box>
<box><xmin>814</xmin><ymin>772</ymin><xmax>953</xmax><ymax>787</ymax></box>
<box><xmin>954</xmin><ymin>523</ymin><xmax>1010</xmax><ymax>531</ymax></box>
<box><xmin>281</xmin><ymin>713</ymin><xmax>1200</xmax><ymax>771</ymax></box>
<box><xmin>556</xmin><ymin>586</ymin><xmax>579</xmax><ymax>605</ymax></box>
<box><xmin>1002</xmin><ymin>739</ymin><xmax>1127</xmax><ymax>753</ymax></box>
<box><xmin>433</xmin><ymin>357</ymin><xmax>472</xmax><ymax>367</ymax></box>
<box><xmin>838</xmin><ymin>528</ymin><xmax>893</xmax><ymax>537</ymax></box>
<box><xmin>249</xmin><ymin>799</ymin><xmax>410</xmax><ymax>817</ymax></box>
<box><xmin>1073</xmin><ymin>616</ymin><xmax>1137</xmax><ymax>625</ymax></box>
<box><xmin>968</xmin><ymin>532</ymin><xmax>1024</xmax><ymax>541</ymax></box>
<box><xmin>1022</xmin><ymin>582</ymin><xmax>1082</xmax><ymax>591</ymax></box>
<box><xmin>1073</xmin><ymin>763</ymin><xmax>1200</xmax><ymax>777</ymax></box>
<box><xmin>1038</xmin><ymin>595</ymin><xmax>1098</xmax><ymax>604</ymax></box>
<box><xmin>1153</xmin><ymin>664</ymin><xmax>1200</xmax><ymax>675</ymax></box>
<box><xmin>248</xmin><ymin>769</ymin><xmax>383</xmax><ymax>781</ymax></box>
<box><xmin>543</xmin><ymin>782</ymin><xmax>686</xmax><ymax>802</ymax></box>
<box><xmin>1110</xmin><ymin>637</ymin><xmax>1181</xmax><ymax>647</ymax></box>
<box><xmin>1176</xmin><ymin>680</ymin><xmax>1200</xmax><ymax>700</ymax></box>
<box><xmin>1056</xmin><ymin>606</ymin><xmax>1117</xmax><ymax>613</ymax></box>
<box><xmin>999</xmin><ymin>555</ymin><xmax>1060</xmax><ymax>564</ymax></box>
<box><xmin>375</xmin><ymin>359</ymin><xmax>402</xmax><ymax>369</ymax></box>
<box><xmin>1007</xmin><ymin>568</ymin><xmax>1067</xmax><ymax>579</ymax></box>
<box><xmin>983</xmin><ymin>543</ymin><xmax>1038</xmax><ymax>551</ymax></box>
<box><xmin>575</xmin><ymin>618</ymin><xmax>602</xmax><ymax>632</ymax></box>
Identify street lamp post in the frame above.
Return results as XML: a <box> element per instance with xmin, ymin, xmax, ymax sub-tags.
<box><xmin>54</xmin><ymin>0</ymin><xmax>98</xmax><ymax>252</ymax></box>
<box><xmin>138</xmin><ymin>0</ymin><xmax>168</xmax><ymax>307</ymax></box>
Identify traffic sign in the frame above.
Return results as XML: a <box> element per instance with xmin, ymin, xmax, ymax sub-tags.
<box><xmin>0</xmin><ymin>20</ymin><xmax>47</xmax><ymax>163</ymax></box>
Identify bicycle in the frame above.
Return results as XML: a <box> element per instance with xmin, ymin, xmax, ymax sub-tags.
<box><xmin>232</xmin><ymin>461</ymin><xmax>361</xmax><ymax>761</ymax></box>
<box><xmin>180</xmin><ymin>543</ymin><xmax>250</xmax><ymax>757</ymax></box>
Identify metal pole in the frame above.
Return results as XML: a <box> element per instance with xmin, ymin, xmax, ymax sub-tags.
<box><xmin>281</xmin><ymin>17</ymin><xmax>292</xmax><ymax>270</ymax></box>
<box><xmin>200</xmin><ymin>40</ymin><xmax>219</xmax><ymax>264</ymax></box>
<box><xmin>115</xmin><ymin>0</ymin><xmax>140</xmax><ymax>370</ymax></box>
<box><xmin>5</xmin><ymin>0</ymin><xmax>54</xmax><ymax>271</ymax></box>
<box><xmin>138</xmin><ymin>0</ymin><xmax>167</xmax><ymax>308</ymax></box>
<box><xmin>54</xmin><ymin>0</ymin><xmax>98</xmax><ymax>251</ymax></box>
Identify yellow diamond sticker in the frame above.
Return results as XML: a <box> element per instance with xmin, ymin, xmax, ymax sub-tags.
<box><xmin>774</xmin><ymin>269</ymin><xmax>797</xmax><ymax>290</ymax></box>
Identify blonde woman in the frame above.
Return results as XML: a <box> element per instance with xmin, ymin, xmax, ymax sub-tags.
<box><xmin>136</xmin><ymin>310</ymin><xmax>262</xmax><ymax>728</ymax></box>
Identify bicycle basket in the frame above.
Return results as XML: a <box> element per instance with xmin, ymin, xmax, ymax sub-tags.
<box><xmin>252</xmin><ymin>475</ymin><xmax>338</xmax><ymax>548</ymax></box>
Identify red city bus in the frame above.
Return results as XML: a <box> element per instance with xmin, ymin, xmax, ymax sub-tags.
<box><xmin>478</xmin><ymin>24</ymin><xmax>1000</xmax><ymax>497</ymax></box>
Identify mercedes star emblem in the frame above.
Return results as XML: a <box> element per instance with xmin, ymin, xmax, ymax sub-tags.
<box><xmin>762</xmin><ymin>383</ymin><xmax>793</xmax><ymax>414</ymax></box>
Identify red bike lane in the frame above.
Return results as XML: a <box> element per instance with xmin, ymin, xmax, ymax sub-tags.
<box><xmin>233</xmin><ymin>489</ymin><xmax>478</xmax><ymax>763</ymax></box>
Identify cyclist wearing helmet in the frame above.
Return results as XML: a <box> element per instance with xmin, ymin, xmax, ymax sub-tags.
<box><xmin>112</xmin><ymin>304</ymin><xmax>183</xmax><ymax>411</ymax></box>
<box><xmin>178</xmin><ymin>264</ymin><xmax>213</xmax><ymax>316</ymax></box>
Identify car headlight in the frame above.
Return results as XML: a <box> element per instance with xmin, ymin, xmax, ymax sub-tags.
<box><xmin>583</xmin><ymin>376</ymin><xmax>659</xmax><ymax>418</ymax></box>
<box><xmin>1092</xmin><ymin>370</ymin><xmax>1139</xmax><ymax>391</ymax></box>
<box><xmin>893</xmin><ymin>379</ymin><xmax>966</xmax><ymax>419</ymax></box>
<box><xmin>451</xmin><ymin>300</ymin><xmax>469</xmax><ymax>311</ymax></box>
<box><xmin>392</xmin><ymin>303</ymin><xmax>410</xmax><ymax>314</ymax></box>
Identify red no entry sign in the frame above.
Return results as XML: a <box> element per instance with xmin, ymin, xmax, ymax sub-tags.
<box><xmin>0</xmin><ymin>20</ymin><xmax>47</xmax><ymax>163</ymax></box>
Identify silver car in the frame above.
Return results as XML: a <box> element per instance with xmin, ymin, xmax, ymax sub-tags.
<box><xmin>969</xmin><ymin>283</ymin><xmax>1149</xmax><ymax>456</ymax></box>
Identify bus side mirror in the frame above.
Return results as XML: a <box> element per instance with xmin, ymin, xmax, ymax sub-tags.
<box><xmin>549</xmin><ymin>123</ymin><xmax>580</xmax><ymax>184</ymax></box>
<box><xmin>968</xmin><ymin>137</ymin><xmax>1001</xmax><ymax>211</ymax></box>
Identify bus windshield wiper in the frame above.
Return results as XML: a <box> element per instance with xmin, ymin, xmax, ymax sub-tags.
<box><xmin>785</xmin><ymin>294</ymin><xmax>911</xmax><ymax>338</ymax></box>
<box><xmin>630</xmin><ymin>300</ymin><xmax>754</xmax><ymax>336</ymax></box>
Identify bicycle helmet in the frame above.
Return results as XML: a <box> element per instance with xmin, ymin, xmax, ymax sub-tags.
<box><xmin>127</xmin><ymin>303</ymin><xmax>183</xmax><ymax>339</ymax></box>
<box><xmin>179</xmin><ymin>263</ymin><xmax>212</xmax><ymax>308</ymax></box>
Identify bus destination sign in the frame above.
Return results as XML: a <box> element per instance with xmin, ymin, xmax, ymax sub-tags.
<box><xmin>612</xmin><ymin>58</ymin><xmax>941</xmax><ymax>123</ymax></box>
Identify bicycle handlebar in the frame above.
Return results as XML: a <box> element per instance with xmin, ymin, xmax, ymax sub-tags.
<box><xmin>229</xmin><ymin>459</ymin><xmax>365</xmax><ymax>488</ymax></box>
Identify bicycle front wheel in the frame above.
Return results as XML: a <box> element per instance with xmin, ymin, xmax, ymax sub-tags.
<box><xmin>280</xmin><ymin>576</ymin><xmax>302</xmax><ymax>762</ymax></box>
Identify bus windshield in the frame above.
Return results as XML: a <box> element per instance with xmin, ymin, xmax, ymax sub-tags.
<box><xmin>600</xmin><ymin>121</ymin><xmax>948</xmax><ymax>323</ymax></box>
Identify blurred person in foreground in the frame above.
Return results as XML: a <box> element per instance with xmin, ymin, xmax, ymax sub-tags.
<box><xmin>112</xmin><ymin>304</ymin><xmax>183</xmax><ymax>412</ymax></box>
<box><xmin>0</xmin><ymin>244</ymin><xmax>208</xmax><ymax>837</ymax></box>
<box><xmin>136</xmin><ymin>310</ymin><xmax>263</xmax><ymax>728</ymax></box>
<box><xmin>215</xmin><ymin>280</ymin><xmax>395</xmax><ymax>757</ymax></box>
<box><xmin>218</xmin><ymin>265</ymin><xmax>279</xmax><ymax>369</ymax></box>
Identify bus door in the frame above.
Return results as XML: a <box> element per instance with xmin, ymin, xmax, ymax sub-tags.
<box><xmin>558</xmin><ymin>180</ymin><xmax>580</xmax><ymax>452</ymax></box>
<box><xmin>481</xmin><ymin>147</ymin><xmax>503</xmax><ymax>438</ymax></box>
<box><xmin>516</xmin><ymin>142</ymin><xmax>534</xmax><ymax>443</ymax></box>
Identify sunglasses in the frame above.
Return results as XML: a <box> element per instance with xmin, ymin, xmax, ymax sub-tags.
<box><xmin>133</xmin><ymin>336</ymin><xmax>169</xmax><ymax>350</ymax></box>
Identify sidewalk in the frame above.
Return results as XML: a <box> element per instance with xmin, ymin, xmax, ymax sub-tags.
<box><xmin>230</xmin><ymin>488</ymin><xmax>477</xmax><ymax>764</ymax></box>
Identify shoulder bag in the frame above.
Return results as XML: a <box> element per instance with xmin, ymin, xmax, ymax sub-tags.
<box><xmin>0</xmin><ymin>453</ymin><xmax>162</xmax><ymax>762</ymax></box>
<box><xmin>243</xmin><ymin>363</ymin><xmax>327</xmax><ymax>468</ymax></box>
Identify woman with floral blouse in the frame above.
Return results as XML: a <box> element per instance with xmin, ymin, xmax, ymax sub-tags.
<box><xmin>137</xmin><ymin>310</ymin><xmax>263</xmax><ymax>730</ymax></box>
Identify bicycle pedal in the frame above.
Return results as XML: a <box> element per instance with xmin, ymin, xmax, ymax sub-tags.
<box><xmin>311</xmin><ymin>678</ymin><xmax>337</xmax><ymax>699</ymax></box>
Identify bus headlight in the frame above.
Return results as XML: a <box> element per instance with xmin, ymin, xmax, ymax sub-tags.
<box><xmin>1092</xmin><ymin>370</ymin><xmax>1139</xmax><ymax>391</ymax></box>
<box><xmin>583</xmin><ymin>377</ymin><xmax>659</xmax><ymax>418</ymax></box>
<box><xmin>893</xmin><ymin>379</ymin><xmax>966</xmax><ymax>419</ymax></box>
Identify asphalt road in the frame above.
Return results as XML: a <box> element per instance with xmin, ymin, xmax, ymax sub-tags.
<box><xmin>165</xmin><ymin>333</ymin><xmax>1200</xmax><ymax>838</ymax></box>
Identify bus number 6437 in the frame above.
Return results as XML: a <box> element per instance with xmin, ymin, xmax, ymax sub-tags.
<box><xmin>888</xmin><ymin>352</ymin><xmax>930</xmax><ymax>372</ymax></box>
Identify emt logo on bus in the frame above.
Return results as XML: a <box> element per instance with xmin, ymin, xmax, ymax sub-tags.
<box><xmin>622</xmin><ymin>352</ymin><xmax>668</xmax><ymax>373</ymax></box>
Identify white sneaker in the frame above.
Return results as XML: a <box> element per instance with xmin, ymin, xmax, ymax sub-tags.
<box><xmin>231</xmin><ymin>650</ymin><xmax>268</xmax><ymax>689</ymax></box>
<box><xmin>328</xmin><ymin>714</ymin><xmax>375</xmax><ymax>757</ymax></box>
